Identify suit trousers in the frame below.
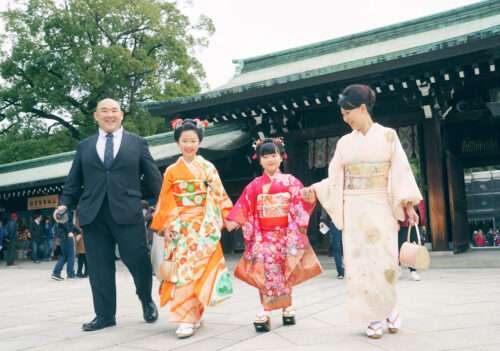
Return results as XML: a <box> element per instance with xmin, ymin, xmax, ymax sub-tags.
<box><xmin>82</xmin><ymin>197</ymin><xmax>153</xmax><ymax>319</ymax></box>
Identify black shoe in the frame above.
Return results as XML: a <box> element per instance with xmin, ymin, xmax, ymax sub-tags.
<box><xmin>82</xmin><ymin>316</ymin><xmax>116</xmax><ymax>332</ymax></box>
<box><xmin>337</xmin><ymin>273</ymin><xmax>345</xmax><ymax>280</ymax></box>
<box><xmin>51</xmin><ymin>274</ymin><xmax>64</xmax><ymax>281</ymax></box>
<box><xmin>141</xmin><ymin>300</ymin><xmax>158</xmax><ymax>323</ymax></box>
<box><xmin>76</xmin><ymin>273</ymin><xmax>84</xmax><ymax>278</ymax></box>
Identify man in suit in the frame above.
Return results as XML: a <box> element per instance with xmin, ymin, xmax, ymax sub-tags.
<box><xmin>54</xmin><ymin>98</ymin><xmax>162</xmax><ymax>332</ymax></box>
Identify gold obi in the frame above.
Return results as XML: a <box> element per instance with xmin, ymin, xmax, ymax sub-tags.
<box><xmin>257</xmin><ymin>192</ymin><xmax>290</xmax><ymax>228</ymax></box>
<box><xmin>344</xmin><ymin>162</ymin><xmax>390</xmax><ymax>191</ymax></box>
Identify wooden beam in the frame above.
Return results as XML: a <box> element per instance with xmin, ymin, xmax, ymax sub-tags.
<box><xmin>423</xmin><ymin>117</ymin><xmax>449</xmax><ymax>251</ymax></box>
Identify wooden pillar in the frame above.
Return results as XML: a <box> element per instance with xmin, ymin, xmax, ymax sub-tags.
<box><xmin>422</xmin><ymin>117</ymin><xmax>449</xmax><ymax>251</ymax></box>
<box><xmin>284</xmin><ymin>135</ymin><xmax>310</xmax><ymax>184</ymax></box>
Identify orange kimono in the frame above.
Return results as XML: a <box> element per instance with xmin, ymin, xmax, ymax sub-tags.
<box><xmin>150</xmin><ymin>156</ymin><xmax>233</xmax><ymax>323</ymax></box>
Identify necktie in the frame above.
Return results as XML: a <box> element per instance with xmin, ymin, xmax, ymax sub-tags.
<box><xmin>104</xmin><ymin>133</ymin><xmax>114</xmax><ymax>169</ymax></box>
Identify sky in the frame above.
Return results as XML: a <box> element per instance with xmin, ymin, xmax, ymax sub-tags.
<box><xmin>0</xmin><ymin>0</ymin><xmax>483</xmax><ymax>90</ymax></box>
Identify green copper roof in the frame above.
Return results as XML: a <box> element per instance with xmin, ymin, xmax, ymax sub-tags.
<box><xmin>144</xmin><ymin>0</ymin><xmax>500</xmax><ymax>115</ymax></box>
<box><xmin>0</xmin><ymin>123</ymin><xmax>249</xmax><ymax>191</ymax></box>
<box><xmin>234</xmin><ymin>0</ymin><xmax>499</xmax><ymax>74</ymax></box>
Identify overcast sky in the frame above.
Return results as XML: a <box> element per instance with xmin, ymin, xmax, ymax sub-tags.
<box><xmin>1</xmin><ymin>0</ymin><xmax>483</xmax><ymax>90</ymax></box>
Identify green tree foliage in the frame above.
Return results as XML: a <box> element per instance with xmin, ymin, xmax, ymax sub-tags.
<box><xmin>0</xmin><ymin>0</ymin><xmax>214</xmax><ymax>163</ymax></box>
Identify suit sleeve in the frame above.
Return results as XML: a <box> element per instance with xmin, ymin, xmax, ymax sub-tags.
<box><xmin>60</xmin><ymin>143</ymin><xmax>84</xmax><ymax>208</ymax></box>
<box><xmin>139</xmin><ymin>138</ymin><xmax>162</xmax><ymax>200</ymax></box>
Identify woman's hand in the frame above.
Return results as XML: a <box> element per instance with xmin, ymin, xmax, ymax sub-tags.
<box><xmin>300</xmin><ymin>187</ymin><xmax>316</xmax><ymax>203</ymax></box>
<box><xmin>406</xmin><ymin>205</ymin><xmax>419</xmax><ymax>226</ymax></box>
<box><xmin>160</xmin><ymin>227</ymin><xmax>175</xmax><ymax>241</ymax></box>
<box><xmin>225</xmin><ymin>220</ymin><xmax>239</xmax><ymax>232</ymax></box>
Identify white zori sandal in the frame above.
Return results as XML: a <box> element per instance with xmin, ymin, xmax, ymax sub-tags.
<box><xmin>175</xmin><ymin>320</ymin><xmax>202</xmax><ymax>339</ymax></box>
<box><xmin>386</xmin><ymin>311</ymin><xmax>401</xmax><ymax>334</ymax></box>
<box><xmin>254</xmin><ymin>310</ymin><xmax>271</xmax><ymax>332</ymax></box>
<box><xmin>366</xmin><ymin>321</ymin><xmax>384</xmax><ymax>339</ymax></box>
<box><xmin>282</xmin><ymin>306</ymin><xmax>296</xmax><ymax>325</ymax></box>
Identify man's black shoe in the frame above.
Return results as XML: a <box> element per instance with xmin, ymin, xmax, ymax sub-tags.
<box><xmin>82</xmin><ymin>316</ymin><xmax>116</xmax><ymax>332</ymax></box>
<box><xmin>141</xmin><ymin>300</ymin><xmax>158</xmax><ymax>323</ymax></box>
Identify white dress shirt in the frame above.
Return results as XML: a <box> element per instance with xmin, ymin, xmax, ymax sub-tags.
<box><xmin>96</xmin><ymin>127</ymin><xmax>123</xmax><ymax>163</ymax></box>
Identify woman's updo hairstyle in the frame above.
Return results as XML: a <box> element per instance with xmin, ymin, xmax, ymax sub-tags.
<box><xmin>172</xmin><ymin>118</ymin><xmax>208</xmax><ymax>142</ymax></box>
<box><xmin>255</xmin><ymin>138</ymin><xmax>286</xmax><ymax>161</ymax></box>
<box><xmin>337</xmin><ymin>84</ymin><xmax>376</xmax><ymax>116</ymax></box>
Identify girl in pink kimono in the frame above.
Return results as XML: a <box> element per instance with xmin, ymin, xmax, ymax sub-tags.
<box><xmin>226</xmin><ymin>138</ymin><xmax>322</xmax><ymax>332</ymax></box>
<box><xmin>302</xmin><ymin>84</ymin><xmax>422</xmax><ymax>339</ymax></box>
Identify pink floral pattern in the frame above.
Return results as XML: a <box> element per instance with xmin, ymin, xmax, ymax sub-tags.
<box><xmin>228</xmin><ymin>172</ymin><xmax>315</xmax><ymax>304</ymax></box>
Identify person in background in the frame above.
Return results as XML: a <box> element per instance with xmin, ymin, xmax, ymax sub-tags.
<box><xmin>0</xmin><ymin>219</ymin><xmax>5</xmax><ymax>259</ymax></box>
<box><xmin>44</xmin><ymin>217</ymin><xmax>54</xmax><ymax>261</ymax></box>
<box><xmin>473</xmin><ymin>230</ymin><xmax>487</xmax><ymax>247</ymax></box>
<box><xmin>76</xmin><ymin>232</ymin><xmax>88</xmax><ymax>278</ymax></box>
<box><xmin>486</xmin><ymin>228</ymin><xmax>494</xmax><ymax>246</ymax></box>
<box><xmin>319</xmin><ymin>209</ymin><xmax>344</xmax><ymax>279</ymax></box>
<box><xmin>51</xmin><ymin>218</ymin><xmax>77</xmax><ymax>280</ymax></box>
<box><xmin>494</xmin><ymin>229</ymin><xmax>500</xmax><ymax>247</ymax></box>
<box><xmin>5</xmin><ymin>213</ymin><xmax>18</xmax><ymax>266</ymax></box>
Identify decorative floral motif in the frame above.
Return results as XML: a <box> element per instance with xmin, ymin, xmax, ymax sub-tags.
<box><xmin>228</xmin><ymin>172</ymin><xmax>315</xmax><ymax>304</ymax></box>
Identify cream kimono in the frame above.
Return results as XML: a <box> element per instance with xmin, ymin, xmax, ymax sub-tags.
<box><xmin>314</xmin><ymin>123</ymin><xmax>422</xmax><ymax>322</ymax></box>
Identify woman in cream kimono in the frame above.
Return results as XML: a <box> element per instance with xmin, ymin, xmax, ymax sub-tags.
<box><xmin>302</xmin><ymin>84</ymin><xmax>422</xmax><ymax>339</ymax></box>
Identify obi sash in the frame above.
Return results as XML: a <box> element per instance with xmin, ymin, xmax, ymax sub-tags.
<box><xmin>344</xmin><ymin>162</ymin><xmax>390</xmax><ymax>191</ymax></box>
<box><xmin>172</xmin><ymin>179</ymin><xmax>208</xmax><ymax>207</ymax></box>
<box><xmin>257</xmin><ymin>192</ymin><xmax>291</xmax><ymax>228</ymax></box>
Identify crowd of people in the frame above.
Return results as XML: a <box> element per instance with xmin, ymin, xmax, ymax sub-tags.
<box><xmin>472</xmin><ymin>228</ymin><xmax>500</xmax><ymax>247</ymax></box>
<box><xmin>0</xmin><ymin>211</ymin><xmax>88</xmax><ymax>279</ymax></box>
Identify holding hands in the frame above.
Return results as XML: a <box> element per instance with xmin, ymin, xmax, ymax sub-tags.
<box><xmin>225</xmin><ymin>220</ymin><xmax>239</xmax><ymax>232</ymax></box>
<box><xmin>300</xmin><ymin>187</ymin><xmax>316</xmax><ymax>203</ymax></box>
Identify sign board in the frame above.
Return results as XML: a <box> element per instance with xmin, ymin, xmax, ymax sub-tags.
<box><xmin>28</xmin><ymin>195</ymin><xmax>59</xmax><ymax>210</ymax></box>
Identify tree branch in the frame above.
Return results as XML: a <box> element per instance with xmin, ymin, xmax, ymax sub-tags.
<box><xmin>94</xmin><ymin>14</ymin><xmax>115</xmax><ymax>45</ymax></box>
<box><xmin>117</xmin><ymin>26</ymin><xmax>150</xmax><ymax>41</ymax></box>
<box><xmin>30</xmin><ymin>107</ymin><xmax>80</xmax><ymax>139</ymax></box>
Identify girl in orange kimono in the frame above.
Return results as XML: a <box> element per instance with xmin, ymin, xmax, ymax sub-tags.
<box><xmin>150</xmin><ymin>119</ymin><xmax>233</xmax><ymax>339</ymax></box>
<box><xmin>226</xmin><ymin>138</ymin><xmax>322</xmax><ymax>332</ymax></box>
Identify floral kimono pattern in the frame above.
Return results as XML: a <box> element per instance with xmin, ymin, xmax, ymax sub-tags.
<box><xmin>228</xmin><ymin>172</ymin><xmax>322</xmax><ymax>311</ymax></box>
<box><xmin>314</xmin><ymin>123</ymin><xmax>422</xmax><ymax>322</ymax></box>
<box><xmin>150</xmin><ymin>156</ymin><xmax>233</xmax><ymax>323</ymax></box>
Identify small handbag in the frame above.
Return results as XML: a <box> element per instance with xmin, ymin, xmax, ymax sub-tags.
<box><xmin>151</xmin><ymin>232</ymin><xmax>178</xmax><ymax>282</ymax></box>
<box><xmin>151</xmin><ymin>232</ymin><xmax>164</xmax><ymax>281</ymax></box>
<box><xmin>399</xmin><ymin>224</ymin><xmax>431</xmax><ymax>270</ymax></box>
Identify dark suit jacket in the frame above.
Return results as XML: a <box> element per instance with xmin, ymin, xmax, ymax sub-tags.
<box><xmin>60</xmin><ymin>130</ymin><xmax>162</xmax><ymax>226</ymax></box>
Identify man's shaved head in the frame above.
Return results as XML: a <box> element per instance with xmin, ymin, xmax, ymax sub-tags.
<box><xmin>96</xmin><ymin>98</ymin><xmax>121</xmax><ymax>111</ymax></box>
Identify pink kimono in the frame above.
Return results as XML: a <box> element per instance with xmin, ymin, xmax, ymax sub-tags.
<box><xmin>228</xmin><ymin>172</ymin><xmax>322</xmax><ymax>311</ymax></box>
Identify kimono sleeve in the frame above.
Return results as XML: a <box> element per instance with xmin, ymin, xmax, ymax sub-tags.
<box><xmin>288</xmin><ymin>175</ymin><xmax>314</xmax><ymax>234</ymax></box>
<box><xmin>150</xmin><ymin>167</ymin><xmax>177</xmax><ymax>232</ymax></box>
<box><xmin>227</xmin><ymin>182</ymin><xmax>254</xmax><ymax>225</ymax></box>
<box><xmin>208</xmin><ymin>164</ymin><xmax>233</xmax><ymax>219</ymax></box>
<box><xmin>313</xmin><ymin>139</ymin><xmax>345</xmax><ymax>230</ymax></box>
<box><xmin>388</xmin><ymin>129</ymin><xmax>423</xmax><ymax>221</ymax></box>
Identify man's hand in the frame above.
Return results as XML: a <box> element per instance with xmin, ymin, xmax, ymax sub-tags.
<box><xmin>54</xmin><ymin>205</ymin><xmax>68</xmax><ymax>220</ymax></box>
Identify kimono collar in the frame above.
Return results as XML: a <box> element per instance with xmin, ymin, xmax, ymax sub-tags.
<box><xmin>354</xmin><ymin>122</ymin><xmax>379</xmax><ymax>136</ymax></box>
<box><xmin>262</xmin><ymin>170</ymin><xmax>282</xmax><ymax>183</ymax></box>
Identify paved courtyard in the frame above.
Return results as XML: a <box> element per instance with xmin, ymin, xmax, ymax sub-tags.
<box><xmin>1</xmin><ymin>253</ymin><xmax>500</xmax><ymax>351</ymax></box>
